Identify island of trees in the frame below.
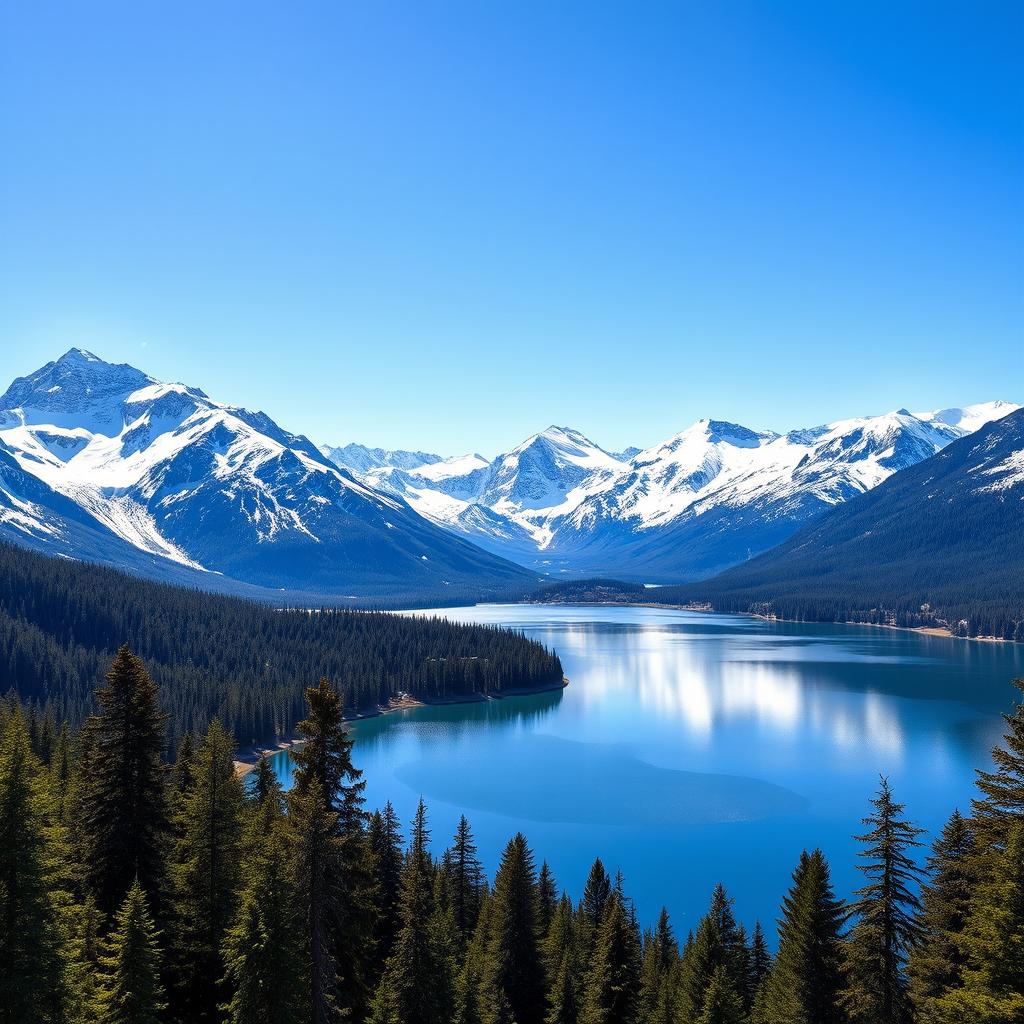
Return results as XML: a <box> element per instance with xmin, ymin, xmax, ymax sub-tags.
<box><xmin>3</xmin><ymin>645</ymin><xmax>1024</xmax><ymax>1023</ymax></box>
<box><xmin>0</xmin><ymin>542</ymin><xmax>564</xmax><ymax>753</ymax></box>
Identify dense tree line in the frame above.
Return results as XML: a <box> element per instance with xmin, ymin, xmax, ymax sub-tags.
<box><xmin>0</xmin><ymin>543</ymin><xmax>563</xmax><ymax>750</ymax></box>
<box><xmin>4</xmin><ymin>648</ymin><xmax>1024</xmax><ymax>1022</ymax></box>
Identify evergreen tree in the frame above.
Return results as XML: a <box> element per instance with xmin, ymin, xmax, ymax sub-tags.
<box><xmin>221</xmin><ymin>817</ymin><xmax>304</xmax><ymax>1024</ymax></box>
<box><xmin>679</xmin><ymin>885</ymin><xmax>745</xmax><ymax>1021</ymax></box>
<box><xmin>49</xmin><ymin>721</ymin><xmax>73</xmax><ymax>822</ymax></box>
<box><xmin>61</xmin><ymin>895</ymin><xmax>105</xmax><ymax>1024</ymax></box>
<box><xmin>537</xmin><ymin>861</ymin><xmax>558</xmax><ymax>936</ymax></box>
<box><xmin>581</xmin><ymin>858</ymin><xmax>612</xmax><ymax>933</ymax></box>
<box><xmin>288</xmin><ymin>679</ymin><xmax>376</xmax><ymax>1022</ymax></box>
<box><xmin>247</xmin><ymin>753</ymin><xmax>277</xmax><ymax>807</ymax></box>
<box><xmin>697</xmin><ymin>965</ymin><xmax>746</xmax><ymax>1024</ymax></box>
<box><xmin>0</xmin><ymin>707</ymin><xmax>66</xmax><ymax>1023</ymax></box>
<box><xmin>934</xmin><ymin>825</ymin><xmax>1024</xmax><ymax>1022</ymax></box>
<box><xmin>481</xmin><ymin>833</ymin><xmax>545</xmax><ymax>1024</ymax></box>
<box><xmin>369</xmin><ymin>802</ymin><xmax>404</xmax><ymax>961</ymax></box>
<box><xmin>544</xmin><ymin>895</ymin><xmax>581</xmax><ymax>1024</ymax></box>
<box><xmin>762</xmin><ymin>848</ymin><xmax>847</xmax><ymax>1024</ymax></box>
<box><xmin>170</xmin><ymin>718</ymin><xmax>245</xmax><ymax>1023</ymax></box>
<box><xmin>638</xmin><ymin>908</ymin><xmax>678</xmax><ymax>1024</ymax></box>
<box><xmin>444</xmin><ymin>813</ymin><xmax>486</xmax><ymax>947</ymax></box>
<box><xmin>95</xmin><ymin>881</ymin><xmax>167</xmax><ymax>1024</ymax></box>
<box><xmin>973</xmin><ymin>678</ymin><xmax>1024</xmax><ymax>852</ymax></box>
<box><xmin>748</xmin><ymin>921</ymin><xmax>772</xmax><ymax>1005</ymax></box>
<box><xmin>907</xmin><ymin>810</ymin><xmax>978</xmax><ymax>1019</ymax></box>
<box><xmin>77</xmin><ymin>646</ymin><xmax>168</xmax><ymax>917</ymax></box>
<box><xmin>369</xmin><ymin>800</ymin><xmax>454</xmax><ymax>1024</ymax></box>
<box><xmin>580</xmin><ymin>893</ymin><xmax>641</xmax><ymax>1024</ymax></box>
<box><xmin>844</xmin><ymin>778</ymin><xmax>925</xmax><ymax>1024</ymax></box>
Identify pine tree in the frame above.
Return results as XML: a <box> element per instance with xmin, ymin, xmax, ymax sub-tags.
<box><xmin>288</xmin><ymin>679</ymin><xmax>376</xmax><ymax>1022</ymax></box>
<box><xmin>61</xmin><ymin>896</ymin><xmax>105</xmax><ymax>1024</ymax></box>
<box><xmin>95</xmin><ymin>880</ymin><xmax>167</xmax><ymax>1024</ymax></box>
<box><xmin>697</xmin><ymin>965</ymin><xmax>746</xmax><ymax>1024</ymax></box>
<box><xmin>762</xmin><ymin>848</ymin><xmax>847</xmax><ymax>1024</ymax></box>
<box><xmin>481</xmin><ymin>833</ymin><xmax>545</xmax><ymax>1024</ymax></box>
<box><xmin>369</xmin><ymin>799</ymin><xmax>454</xmax><ymax>1024</ymax></box>
<box><xmin>638</xmin><ymin>908</ymin><xmax>678</xmax><ymax>1024</ymax></box>
<box><xmin>973</xmin><ymin>678</ymin><xmax>1024</xmax><ymax>852</ymax></box>
<box><xmin>844</xmin><ymin>778</ymin><xmax>925</xmax><ymax>1024</ymax></box>
<box><xmin>537</xmin><ymin>861</ymin><xmax>558</xmax><ymax>936</ymax></box>
<box><xmin>221</xmin><ymin>817</ymin><xmax>304</xmax><ymax>1024</ymax></box>
<box><xmin>679</xmin><ymin>885</ymin><xmax>745</xmax><ymax>1021</ymax></box>
<box><xmin>0</xmin><ymin>707</ymin><xmax>66</xmax><ymax>1023</ymax></box>
<box><xmin>444</xmin><ymin>813</ymin><xmax>485</xmax><ymax>947</ymax></box>
<box><xmin>369</xmin><ymin>802</ymin><xmax>404</xmax><ymax>961</ymax></box>
<box><xmin>77</xmin><ymin>646</ymin><xmax>169</xmax><ymax>917</ymax></box>
<box><xmin>248</xmin><ymin>753</ymin><xmax>278</xmax><ymax>807</ymax></box>
<box><xmin>170</xmin><ymin>718</ymin><xmax>245</xmax><ymax>1023</ymax></box>
<box><xmin>934</xmin><ymin>825</ymin><xmax>1024</xmax><ymax>1022</ymax></box>
<box><xmin>581</xmin><ymin>859</ymin><xmax>612</xmax><ymax>933</ymax></box>
<box><xmin>907</xmin><ymin>810</ymin><xmax>978</xmax><ymax>1019</ymax></box>
<box><xmin>580</xmin><ymin>893</ymin><xmax>641</xmax><ymax>1024</ymax></box>
<box><xmin>748</xmin><ymin>921</ymin><xmax>771</xmax><ymax>1005</ymax></box>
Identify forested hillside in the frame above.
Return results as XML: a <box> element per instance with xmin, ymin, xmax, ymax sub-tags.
<box><xmin>0</xmin><ymin>543</ymin><xmax>563</xmax><ymax>749</ymax></box>
<box><xmin>4</xmin><ymin>659</ymin><xmax>1024</xmax><ymax>1023</ymax></box>
<box><xmin>658</xmin><ymin>408</ymin><xmax>1024</xmax><ymax>640</ymax></box>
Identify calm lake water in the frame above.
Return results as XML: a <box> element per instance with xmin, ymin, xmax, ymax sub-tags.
<box><xmin>268</xmin><ymin>604</ymin><xmax>1024</xmax><ymax>936</ymax></box>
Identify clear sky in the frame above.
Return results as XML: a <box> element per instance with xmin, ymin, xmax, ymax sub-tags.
<box><xmin>1</xmin><ymin>1</ymin><xmax>1021</xmax><ymax>456</ymax></box>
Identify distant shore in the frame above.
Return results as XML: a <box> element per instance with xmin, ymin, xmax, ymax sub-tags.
<box><xmin>233</xmin><ymin>674</ymin><xmax>569</xmax><ymax>776</ymax></box>
<box><xmin>520</xmin><ymin>597</ymin><xmax>1013</xmax><ymax>644</ymax></box>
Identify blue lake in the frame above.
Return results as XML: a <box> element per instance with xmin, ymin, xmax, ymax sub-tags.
<box><xmin>268</xmin><ymin>604</ymin><xmax>1024</xmax><ymax>936</ymax></box>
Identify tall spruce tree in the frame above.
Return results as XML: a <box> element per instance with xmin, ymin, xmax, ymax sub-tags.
<box><xmin>481</xmin><ymin>833</ymin><xmax>545</xmax><ymax>1024</ymax></box>
<box><xmin>907</xmin><ymin>810</ymin><xmax>978</xmax><ymax>1019</ymax></box>
<box><xmin>444</xmin><ymin>814</ymin><xmax>486</xmax><ymax>948</ymax></box>
<box><xmin>61</xmin><ymin>895</ymin><xmax>105</xmax><ymax>1024</ymax></box>
<box><xmin>170</xmin><ymin>718</ymin><xmax>245</xmax><ymax>1023</ymax></box>
<box><xmin>762</xmin><ymin>848</ymin><xmax>847</xmax><ymax>1024</ymax></box>
<box><xmin>95</xmin><ymin>880</ymin><xmax>166</xmax><ymax>1024</ymax></box>
<box><xmin>369</xmin><ymin>802</ymin><xmax>405</xmax><ymax>962</ymax></box>
<box><xmin>973</xmin><ymin>678</ymin><xmax>1024</xmax><ymax>852</ymax></box>
<box><xmin>679</xmin><ymin>884</ymin><xmax>746</xmax><ymax>1021</ymax></box>
<box><xmin>544</xmin><ymin>894</ymin><xmax>581</xmax><ymax>1024</ymax></box>
<box><xmin>370</xmin><ymin>800</ymin><xmax>454</xmax><ymax>1024</ymax></box>
<box><xmin>221</xmin><ymin>815</ymin><xmax>304</xmax><ymax>1024</ymax></box>
<box><xmin>638</xmin><ymin>908</ymin><xmax>678</xmax><ymax>1024</ymax></box>
<box><xmin>77</xmin><ymin>646</ymin><xmax>168</xmax><ymax>917</ymax></box>
<box><xmin>934</xmin><ymin>825</ymin><xmax>1024</xmax><ymax>1022</ymax></box>
<box><xmin>844</xmin><ymin>778</ymin><xmax>925</xmax><ymax>1024</ymax></box>
<box><xmin>580</xmin><ymin>893</ymin><xmax>641</xmax><ymax>1024</ymax></box>
<box><xmin>287</xmin><ymin>679</ymin><xmax>376</xmax><ymax>1022</ymax></box>
<box><xmin>0</xmin><ymin>707</ymin><xmax>67</xmax><ymax>1023</ymax></box>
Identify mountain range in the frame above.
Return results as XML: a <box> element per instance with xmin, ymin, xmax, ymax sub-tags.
<box><xmin>0</xmin><ymin>348</ymin><xmax>1018</xmax><ymax>600</ymax></box>
<box><xmin>659</xmin><ymin>406</ymin><xmax>1024</xmax><ymax>639</ymax></box>
<box><xmin>0</xmin><ymin>349</ymin><xmax>537</xmax><ymax>600</ymax></box>
<box><xmin>324</xmin><ymin>402</ymin><xmax>1018</xmax><ymax>581</ymax></box>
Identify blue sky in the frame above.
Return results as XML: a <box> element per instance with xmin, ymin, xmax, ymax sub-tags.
<box><xmin>1</xmin><ymin>1</ymin><xmax>1021</xmax><ymax>456</ymax></box>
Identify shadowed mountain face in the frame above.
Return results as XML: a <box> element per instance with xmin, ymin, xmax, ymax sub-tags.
<box><xmin>326</xmin><ymin>404</ymin><xmax>1018</xmax><ymax>581</ymax></box>
<box><xmin>0</xmin><ymin>349</ymin><xmax>538</xmax><ymax>598</ymax></box>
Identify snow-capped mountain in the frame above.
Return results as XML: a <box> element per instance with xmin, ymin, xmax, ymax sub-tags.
<box><xmin>328</xmin><ymin>426</ymin><xmax>630</xmax><ymax>563</ymax></box>
<box><xmin>0</xmin><ymin>350</ymin><xmax>537</xmax><ymax>597</ymax></box>
<box><xmin>326</xmin><ymin>402</ymin><xmax>1019</xmax><ymax>581</ymax></box>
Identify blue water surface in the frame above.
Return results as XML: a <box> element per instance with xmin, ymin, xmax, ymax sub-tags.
<box><xmin>268</xmin><ymin>605</ymin><xmax>1024</xmax><ymax>938</ymax></box>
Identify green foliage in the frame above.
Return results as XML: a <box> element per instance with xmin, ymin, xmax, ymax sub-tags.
<box><xmin>0</xmin><ymin>706</ymin><xmax>67</xmax><ymax>1023</ymax></box>
<box><xmin>844</xmin><ymin>778</ymin><xmax>925</xmax><ymax>1024</ymax></box>
<box><xmin>935</xmin><ymin>826</ymin><xmax>1024</xmax><ymax>1022</ymax></box>
<box><xmin>907</xmin><ymin>810</ymin><xmax>979</xmax><ymax>1019</ymax></box>
<box><xmin>95</xmin><ymin>881</ymin><xmax>166</xmax><ymax>1024</ymax></box>
<box><xmin>169</xmin><ymin>717</ymin><xmax>245</xmax><ymax>1022</ymax></box>
<box><xmin>973</xmin><ymin>680</ymin><xmax>1024</xmax><ymax>852</ymax></box>
<box><xmin>75</xmin><ymin>646</ymin><xmax>169</xmax><ymax>917</ymax></box>
<box><xmin>762</xmin><ymin>848</ymin><xmax>847</xmax><ymax>1024</ymax></box>
<box><xmin>580</xmin><ymin>893</ymin><xmax>641</xmax><ymax>1024</ymax></box>
<box><xmin>0</xmin><ymin>540</ymin><xmax>564</xmax><ymax>746</ymax></box>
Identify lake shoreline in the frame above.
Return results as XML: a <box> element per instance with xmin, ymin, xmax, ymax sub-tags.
<box><xmin>233</xmin><ymin>673</ymin><xmax>569</xmax><ymax>776</ymax></box>
<box><xmin>517</xmin><ymin>598</ymin><xmax>1012</xmax><ymax>644</ymax></box>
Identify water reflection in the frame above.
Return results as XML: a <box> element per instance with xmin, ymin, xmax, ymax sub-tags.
<box><xmin>269</xmin><ymin>605</ymin><xmax>1024</xmax><ymax>932</ymax></box>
